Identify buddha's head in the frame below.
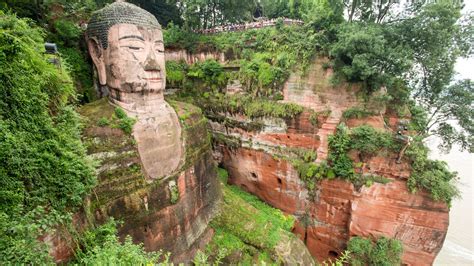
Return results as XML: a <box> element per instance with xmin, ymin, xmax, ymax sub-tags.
<box><xmin>86</xmin><ymin>1</ymin><xmax>165</xmax><ymax>107</ymax></box>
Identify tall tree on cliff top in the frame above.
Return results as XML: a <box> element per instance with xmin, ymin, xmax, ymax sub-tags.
<box><xmin>331</xmin><ymin>2</ymin><xmax>473</xmax><ymax>152</ymax></box>
<box><xmin>179</xmin><ymin>0</ymin><xmax>256</xmax><ymax>29</ymax></box>
<box><xmin>128</xmin><ymin>0</ymin><xmax>183</xmax><ymax>26</ymax></box>
<box><xmin>343</xmin><ymin>0</ymin><xmax>467</xmax><ymax>23</ymax></box>
<box><xmin>398</xmin><ymin>3</ymin><xmax>474</xmax><ymax>152</ymax></box>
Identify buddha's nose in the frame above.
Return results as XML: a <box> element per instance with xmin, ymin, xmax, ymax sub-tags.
<box><xmin>144</xmin><ymin>49</ymin><xmax>161</xmax><ymax>71</ymax></box>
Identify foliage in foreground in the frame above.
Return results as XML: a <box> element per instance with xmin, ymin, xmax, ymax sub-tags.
<box><xmin>0</xmin><ymin>12</ymin><xmax>95</xmax><ymax>263</ymax></box>
<box><xmin>75</xmin><ymin>219</ymin><xmax>169</xmax><ymax>265</ymax></box>
<box><xmin>346</xmin><ymin>236</ymin><xmax>403</xmax><ymax>266</ymax></box>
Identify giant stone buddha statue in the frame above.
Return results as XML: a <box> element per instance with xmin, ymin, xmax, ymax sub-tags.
<box><xmin>74</xmin><ymin>1</ymin><xmax>220</xmax><ymax>262</ymax></box>
<box><xmin>86</xmin><ymin>0</ymin><xmax>183</xmax><ymax>180</ymax></box>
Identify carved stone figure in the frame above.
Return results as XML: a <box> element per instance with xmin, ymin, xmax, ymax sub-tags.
<box><xmin>86</xmin><ymin>1</ymin><xmax>183</xmax><ymax>180</ymax></box>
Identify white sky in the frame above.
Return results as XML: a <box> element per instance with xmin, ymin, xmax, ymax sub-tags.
<box><xmin>455</xmin><ymin>1</ymin><xmax>474</xmax><ymax>80</ymax></box>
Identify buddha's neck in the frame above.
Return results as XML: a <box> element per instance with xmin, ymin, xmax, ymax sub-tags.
<box><xmin>108</xmin><ymin>90</ymin><xmax>167</xmax><ymax>115</ymax></box>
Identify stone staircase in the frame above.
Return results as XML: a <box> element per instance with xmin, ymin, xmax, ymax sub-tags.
<box><xmin>316</xmin><ymin>114</ymin><xmax>341</xmax><ymax>162</ymax></box>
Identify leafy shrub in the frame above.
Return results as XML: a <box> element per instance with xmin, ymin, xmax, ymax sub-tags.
<box><xmin>76</xmin><ymin>219</ymin><xmax>169</xmax><ymax>265</ymax></box>
<box><xmin>97</xmin><ymin>117</ymin><xmax>110</xmax><ymax>127</ymax></box>
<box><xmin>60</xmin><ymin>47</ymin><xmax>94</xmax><ymax>103</ymax></box>
<box><xmin>342</xmin><ymin>106</ymin><xmax>375</xmax><ymax>120</ymax></box>
<box><xmin>330</xmin><ymin>22</ymin><xmax>411</xmax><ymax>94</ymax></box>
<box><xmin>328</xmin><ymin>123</ymin><xmax>355</xmax><ymax>178</ymax></box>
<box><xmin>166</xmin><ymin>60</ymin><xmax>188</xmax><ymax>88</ymax></box>
<box><xmin>405</xmin><ymin>140</ymin><xmax>459</xmax><ymax>205</ymax></box>
<box><xmin>188</xmin><ymin>59</ymin><xmax>227</xmax><ymax>90</ymax></box>
<box><xmin>347</xmin><ymin>236</ymin><xmax>403</xmax><ymax>266</ymax></box>
<box><xmin>0</xmin><ymin>11</ymin><xmax>95</xmax><ymax>214</ymax></box>
<box><xmin>0</xmin><ymin>13</ymin><xmax>95</xmax><ymax>263</ymax></box>
<box><xmin>349</xmin><ymin>125</ymin><xmax>397</xmax><ymax>156</ymax></box>
<box><xmin>53</xmin><ymin>19</ymin><xmax>82</xmax><ymax>45</ymax></box>
<box><xmin>113</xmin><ymin>107</ymin><xmax>136</xmax><ymax>134</ymax></box>
<box><xmin>292</xmin><ymin>160</ymin><xmax>331</xmax><ymax>191</ymax></box>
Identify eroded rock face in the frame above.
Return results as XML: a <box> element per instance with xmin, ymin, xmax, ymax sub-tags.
<box><xmin>212</xmin><ymin>57</ymin><xmax>449</xmax><ymax>265</ymax></box>
<box><xmin>165</xmin><ymin>48</ymin><xmax>226</xmax><ymax>65</ymax></box>
<box><xmin>219</xmin><ymin>145</ymin><xmax>448</xmax><ymax>265</ymax></box>
<box><xmin>77</xmin><ymin>99</ymin><xmax>220</xmax><ymax>263</ymax></box>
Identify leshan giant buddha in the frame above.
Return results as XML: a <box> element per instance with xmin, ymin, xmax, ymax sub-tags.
<box><xmin>70</xmin><ymin>1</ymin><xmax>220</xmax><ymax>262</ymax></box>
<box><xmin>86</xmin><ymin>0</ymin><xmax>182</xmax><ymax>179</ymax></box>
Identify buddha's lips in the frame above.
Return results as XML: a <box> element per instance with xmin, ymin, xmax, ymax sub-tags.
<box><xmin>145</xmin><ymin>78</ymin><xmax>162</xmax><ymax>82</ymax></box>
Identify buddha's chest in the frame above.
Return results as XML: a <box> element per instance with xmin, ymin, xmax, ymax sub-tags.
<box><xmin>132</xmin><ymin>104</ymin><xmax>184</xmax><ymax>180</ymax></box>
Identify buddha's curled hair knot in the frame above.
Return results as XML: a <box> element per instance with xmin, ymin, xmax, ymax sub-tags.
<box><xmin>86</xmin><ymin>1</ymin><xmax>161</xmax><ymax>49</ymax></box>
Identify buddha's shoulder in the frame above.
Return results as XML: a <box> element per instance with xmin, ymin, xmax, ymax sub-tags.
<box><xmin>78</xmin><ymin>98</ymin><xmax>115</xmax><ymax>123</ymax></box>
<box><xmin>168</xmin><ymin>100</ymin><xmax>211</xmax><ymax>163</ymax></box>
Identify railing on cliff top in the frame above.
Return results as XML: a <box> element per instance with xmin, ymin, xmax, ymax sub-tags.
<box><xmin>194</xmin><ymin>18</ymin><xmax>304</xmax><ymax>34</ymax></box>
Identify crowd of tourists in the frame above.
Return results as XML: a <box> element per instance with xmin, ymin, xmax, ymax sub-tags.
<box><xmin>195</xmin><ymin>18</ymin><xmax>304</xmax><ymax>34</ymax></box>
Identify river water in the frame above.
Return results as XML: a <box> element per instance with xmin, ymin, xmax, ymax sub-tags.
<box><xmin>432</xmin><ymin>141</ymin><xmax>474</xmax><ymax>265</ymax></box>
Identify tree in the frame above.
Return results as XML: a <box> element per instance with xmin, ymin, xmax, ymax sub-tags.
<box><xmin>330</xmin><ymin>22</ymin><xmax>412</xmax><ymax>93</ymax></box>
<box><xmin>129</xmin><ymin>0</ymin><xmax>183</xmax><ymax>27</ymax></box>
<box><xmin>179</xmin><ymin>0</ymin><xmax>256</xmax><ymax>30</ymax></box>
<box><xmin>344</xmin><ymin>0</ymin><xmax>401</xmax><ymax>23</ymax></box>
<box><xmin>398</xmin><ymin>3</ymin><xmax>473</xmax><ymax>152</ymax></box>
<box><xmin>331</xmin><ymin>2</ymin><xmax>473</xmax><ymax>153</ymax></box>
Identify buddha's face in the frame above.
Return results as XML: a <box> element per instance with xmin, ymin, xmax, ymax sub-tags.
<box><xmin>89</xmin><ymin>23</ymin><xmax>166</xmax><ymax>100</ymax></box>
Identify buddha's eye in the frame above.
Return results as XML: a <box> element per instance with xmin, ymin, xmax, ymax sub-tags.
<box><xmin>128</xmin><ymin>46</ymin><xmax>144</xmax><ymax>51</ymax></box>
<box><xmin>156</xmin><ymin>48</ymin><xmax>164</xmax><ymax>53</ymax></box>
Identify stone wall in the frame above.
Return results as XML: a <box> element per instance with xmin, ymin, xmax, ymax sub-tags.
<box><xmin>165</xmin><ymin>48</ymin><xmax>226</xmax><ymax>65</ymax></box>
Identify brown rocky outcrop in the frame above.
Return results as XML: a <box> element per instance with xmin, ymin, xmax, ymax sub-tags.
<box><xmin>218</xmin><ymin>145</ymin><xmax>448</xmax><ymax>265</ymax></box>
<box><xmin>210</xmin><ymin>57</ymin><xmax>449</xmax><ymax>265</ymax></box>
<box><xmin>47</xmin><ymin>99</ymin><xmax>220</xmax><ymax>263</ymax></box>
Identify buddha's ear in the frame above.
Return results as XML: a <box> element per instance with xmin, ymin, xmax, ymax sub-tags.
<box><xmin>87</xmin><ymin>37</ymin><xmax>106</xmax><ymax>85</ymax></box>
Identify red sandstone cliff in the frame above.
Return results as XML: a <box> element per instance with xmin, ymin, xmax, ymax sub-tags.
<box><xmin>210</xmin><ymin>57</ymin><xmax>449</xmax><ymax>265</ymax></box>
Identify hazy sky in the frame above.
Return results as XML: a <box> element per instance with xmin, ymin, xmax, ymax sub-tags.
<box><xmin>455</xmin><ymin>1</ymin><xmax>474</xmax><ymax>80</ymax></box>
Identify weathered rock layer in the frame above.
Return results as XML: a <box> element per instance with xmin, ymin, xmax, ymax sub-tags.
<box><xmin>211</xmin><ymin>57</ymin><xmax>449</xmax><ymax>265</ymax></box>
<box><xmin>48</xmin><ymin>99</ymin><xmax>221</xmax><ymax>263</ymax></box>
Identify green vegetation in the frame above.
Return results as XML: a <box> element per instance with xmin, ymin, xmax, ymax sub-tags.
<box><xmin>75</xmin><ymin>219</ymin><xmax>170</xmax><ymax>265</ymax></box>
<box><xmin>175</xmin><ymin>92</ymin><xmax>304</xmax><ymax>120</ymax></box>
<box><xmin>205</xmin><ymin>168</ymin><xmax>295</xmax><ymax>264</ymax></box>
<box><xmin>0</xmin><ymin>12</ymin><xmax>95</xmax><ymax>263</ymax></box>
<box><xmin>405</xmin><ymin>139</ymin><xmax>460</xmax><ymax>205</ymax></box>
<box><xmin>166</xmin><ymin>60</ymin><xmax>188</xmax><ymax>88</ymax></box>
<box><xmin>97</xmin><ymin>117</ymin><xmax>110</xmax><ymax>127</ymax></box>
<box><xmin>113</xmin><ymin>107</ymin><xmax>136</xmax><ymax>135</ymax></box>
<box><xmin>292</xmin><ymin>160</ymin><xmax>332</xmax><ymax>192</ymax></box>
<box><xmin>188</xmin><ymin>59</ymin><xmax>227</xmax><ymax>90</ymax></box>
<box><xmin>323</xmin><ymin>124</ymin><xmax>394</xmax><ymax>189</ymax></box>
<box><xmin>346</xmin><ymin>236</ymin><xmax>403</xmax><ymax>266</ymax></box>
<box><xmin>168</xmin><ymin>181</ymin><xmax>180</xmax><ymax>204</ymax></box>
<box><xmin>330</xmin><ymin>2</ymin><xmax>473</xmax><ymax>152</ymax></box>
<box><xmin>165</xmin><ymin>24</ymin><xmax>320</xmax><ymax>96</ymax></box>
<box><xmin>342</xmin><ymin>106</ymin><xmax>375</xmax><ymax>120</ymax></box>
<box><xmin>350</xmin><ymin>125</ymin><xmax>397</xmax><ymax>157</ymax></box>
<box><xmin>1</xmin><ymin>0</ymin><xmax>471</xmax><ymax>264</ymax></box>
